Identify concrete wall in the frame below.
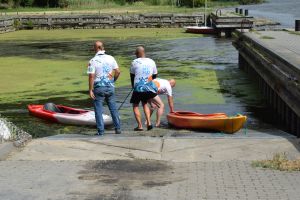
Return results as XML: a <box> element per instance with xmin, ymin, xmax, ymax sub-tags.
<box><xmin>233</xmin><ymin>32</ymin><xmax>300</xmax><ymax>137</ymax></box>
<box><xmin>6</xmin><ymin>14</ymin><xmax>203</xmax><ymax>30</ymax></box>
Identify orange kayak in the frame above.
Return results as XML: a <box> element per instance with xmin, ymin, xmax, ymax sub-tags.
<box><xmin>167</xmin><ymin>111</ymin><xmax>247</xmax><ymax>134</ymax></box>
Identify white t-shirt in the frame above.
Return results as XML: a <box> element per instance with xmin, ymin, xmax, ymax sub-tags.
<box><xmin>153</xmin><ymin>78</ymin><xmax>172</xmax><ymax>96</ymax></box>
<box><xmin>87</xmin><ymin>51</ymin><xmax>119</xmax><ymax>87</ymax></box>
<box><xmin>130</xmin><ymin>58</ymin><xmax>157</xmax><ymax>87</ymax></box>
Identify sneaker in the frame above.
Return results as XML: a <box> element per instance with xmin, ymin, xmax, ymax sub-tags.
<box><xmin>97</xmin><ymin>132</ymin><xmax>104</xmax><ymax>136</ymax></box>
<box><xmin>115</xmin><ymin>129</ymin><xmax>122</xmax><ymax>134</ymax></box>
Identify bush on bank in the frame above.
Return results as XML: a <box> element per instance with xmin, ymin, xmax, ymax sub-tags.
<box><xmin>238</xmin><ymin>0</ymin><xmax>264</xmax><ymax>5</ymax></box>
<box><xmin>0</xmin><ymin>0</ymin><xmax>264</xmax><ymax>9</ymax></box>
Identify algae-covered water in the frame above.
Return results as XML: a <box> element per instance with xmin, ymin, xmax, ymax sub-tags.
<box><xmin>0</xmin><ymin>29</ymin><xmax>274</xmax><ymax>137</ymax></box>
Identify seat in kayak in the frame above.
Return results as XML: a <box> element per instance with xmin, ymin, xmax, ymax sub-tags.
<box><xmin>28</xmin><ymin>104</ymin><xmax>113</xmax><ymax>126</ymax></box>
<box><xmin>43</xmin><ymin>103</ymin><xmax>63</xmax><ymax>113</ymax></box>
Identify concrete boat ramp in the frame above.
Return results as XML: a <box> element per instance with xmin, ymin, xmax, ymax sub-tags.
<box><xmin>6</xmin><ymin>130</ymin><xmax>300</xmax><ymax>162</ymax></box>
<box><xmin>1</xmin><ymin>129</ymin><xmax>300</xmax><ymax>200</ymax></box>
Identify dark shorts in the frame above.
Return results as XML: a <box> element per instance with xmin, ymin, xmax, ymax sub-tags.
<box><xmin>130</xmin><ymin>91</ymin><xmax>157</xmax><ymax>105</ymax></box>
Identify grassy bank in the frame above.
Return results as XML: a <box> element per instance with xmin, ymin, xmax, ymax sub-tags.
<box><xmin>0</xmin><ymin>28</ymin><xmax>196</xmax><ymax>41</ymax></box>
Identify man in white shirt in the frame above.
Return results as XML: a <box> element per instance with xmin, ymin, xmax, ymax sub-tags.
<box><xmin>87</xmin><ymin>41</ymin><xmax>121</xmax><ymax>135</ymax></box>
<box><xmin>149</xmin><ymin>78</ymin><xmax>176</xmax><ymax>127</ymax></box>
<box><xmin>130</xmin><ymin>46</ymin><xmax>158</xmax><ymax>131</ymax></box>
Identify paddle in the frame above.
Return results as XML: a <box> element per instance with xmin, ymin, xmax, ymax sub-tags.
<box><xmin>118</xmin><ymin>89</ymin><xmax>133</xmax><ymax>111</ymax></box>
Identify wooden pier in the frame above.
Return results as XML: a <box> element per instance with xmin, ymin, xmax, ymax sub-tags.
<box><xmin>211</xmin><ymin>11</ymin><xmax>253</xmax><ymax>37</ymax></box>
<box><xmin>233</xmin><ymin>30</ymin><xmax>300</xmax><ymax>137</ymax></box>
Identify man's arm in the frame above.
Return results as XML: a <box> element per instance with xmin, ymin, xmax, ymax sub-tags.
<box><xmin>89</xmin><ymin>74</ymin><xmax>95</xmax><ymax>99</ymax></box>
<box><xmin>130</xmin><ymin>73</ymin><xmax>135</xmax><ymax>89</ymax></box>
<box><xmin>167</xmin><ymin>96</ymin><xmax>174</xmax><ymax>113</ymax></box>
<box><xmin>113</xmin><ymin>68</ymin><xmax>121</xmax><ymax>82</ymax></box>
<box><xmin>152</xmin><ymin>60</ymin><xmax>158</xmax><ymax>80</ymax></box>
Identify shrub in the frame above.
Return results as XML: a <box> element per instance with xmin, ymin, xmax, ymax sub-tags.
<box><xmin>0</xmin><ymin>3</ymin><xmax>9</xmax><ymax>8</ymax></box>
<box><xmin>0</xmin><ymin>0</ymin><xmax>14</xmax><ymax>8</ymax></box>
<box><xmin>19</xmin><ymin>0</ymin><xmax>33</xmax><ymax>6</ymax></box>
<box><xmin>145</xmin><ymin>0</ymin><xmax>161</xmax><ymax>6</ymax></box>
<box><xmin>25</xmin><ymin>19</ymin><xmax>34</xmax><ymax>29</ymax></box>
<box><xmin>114</xmin><ymin>0</ymin><xmax>126</xmax><ymax>6</ymax></box>
<box><xmin>13</xmin><ymin>19</ymin><xmax>21</xmax><ymax>29</ymax></box>
<box><xmin>179</xmin><ymin>0</ymin><xmax>206</xmax><ymax>7</ymax></box>
<box><xmin>238</xmin><ymin>0</ymin><xmax>263</xmax><ymax>5</ymax></box>
<box><xmin>58</xmin><ymin>0</ymin><xmax>69</xmax><ymax>8</ymax></box>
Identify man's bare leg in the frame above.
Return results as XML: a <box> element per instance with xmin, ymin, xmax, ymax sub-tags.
<box><xmin>145</xmin><ymin>101</ymin><xmax>157</xmax><ymax>125</ymax></box>
<box><xmin>133</xmin><ymin>104</ymin><xmax>143</xmax><ymax>129</ymax></box>
<box><xmin>142</xmin><ymin>102</ymin><xmax>152</xmax><ymax>128</ymax></box>
<box><xmin>151</xmin><ymin>96</ymin><xmax>164</xmax><ymax>127</ymax></box>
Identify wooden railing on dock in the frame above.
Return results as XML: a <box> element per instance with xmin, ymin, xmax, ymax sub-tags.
<box><xmin>211</xmin><ymin>12</ymin><xmax>253</xmax><ymax>37</ymax></box>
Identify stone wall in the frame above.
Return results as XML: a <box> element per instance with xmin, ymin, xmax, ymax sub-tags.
<box><xmin>0</xmin><ymin>18</ymin><xmax>14</xmax><ymax>33</ymax></box>
<box><xmin>11</xmin><ymin>14</ymin><xmax>203</xmax><ymax>29</ymax></box>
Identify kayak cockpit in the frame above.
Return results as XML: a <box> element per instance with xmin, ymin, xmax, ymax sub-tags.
<box><xmin>43</xmin><ymin>103</ymin><xmax>88</xmax><ymax>114</ymax></box>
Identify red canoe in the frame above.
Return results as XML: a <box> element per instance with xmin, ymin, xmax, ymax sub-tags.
<box><xmin>28</xmin><ymin>103</ymin><xmax>112</xmax><ymax>126</ymax></box>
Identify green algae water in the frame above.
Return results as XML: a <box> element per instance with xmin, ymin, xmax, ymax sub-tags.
<box><xmin>0</xmin><ymin>29</ymin><xmax>274</xmax><ymax>137</ymax></box>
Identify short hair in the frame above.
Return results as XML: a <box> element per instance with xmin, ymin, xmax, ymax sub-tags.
<box><xmin>94</xmin><ymin>41</ymin><xmax>104</xmax><ymax>50</ymax></box>
<box><xmin>135</xmin><ymin>45</ymin><xmax>145</xmax><ymax>55</ymax></box>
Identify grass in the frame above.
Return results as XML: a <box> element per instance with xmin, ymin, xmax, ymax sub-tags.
<box><xmin>0</xmin><ymin>28</ymin><xmax>197</xmax><ymax>41</ymax></box>
<box><xmin>288</xmin><ymin>31</ymin><xmax>300</xmax><ymax>36</ymax></box>
<box><xmin>252</xmin><ymin>153</ymin><xmax>300</xmax><ymax>171</ymax></box>
<box><xmin>0</xmin><ymin>1</ymin><xmax>239</xmax><ymax>15</ymax></box>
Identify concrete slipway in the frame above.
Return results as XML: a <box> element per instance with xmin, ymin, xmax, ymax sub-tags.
<box><xmin>1</xmin><ymin>129</ymin><xmax>300</xmax><ymax>200</ymax></box>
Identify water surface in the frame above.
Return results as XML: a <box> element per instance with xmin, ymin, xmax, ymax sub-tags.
<box><xmin>239</xmin><ymin>0</ymin><xmax>300</xmax><ymax>28</ymax></box>
<box><xmin>0</xmin><ymin>30</ymin><xmax>278</xmax><ymax>137</ymax></box>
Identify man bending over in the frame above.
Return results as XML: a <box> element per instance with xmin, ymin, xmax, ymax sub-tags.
<box><xmin>149</xmin><ymin>78</ymin><xmax>176</xmax><ymax>127</ymax></box>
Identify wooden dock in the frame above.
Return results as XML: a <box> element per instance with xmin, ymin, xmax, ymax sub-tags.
<box><xmin>211</xmin><ymin>11</ymin><xmax>253</xmax><ymax>37</ymax></box>
<box><xmin>233</xmin><ymin>30</ymin><xmax>300</xmax><ymax>137</ymax></box>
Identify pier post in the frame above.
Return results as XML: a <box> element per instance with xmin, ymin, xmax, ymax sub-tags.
<box><xmin>239</xmin><ymin>9</ymin><xmax>243</xmax><ymax>15</ymax></box>
<box><xmin>295</xmin><ymin>20</ymin><xmax>300</xmax><ymax>31</ymax></box>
